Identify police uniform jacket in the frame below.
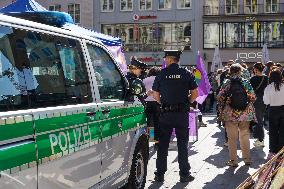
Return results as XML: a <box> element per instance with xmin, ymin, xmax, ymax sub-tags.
<box><xmin>152</xmin><ymin>64</ymin><xmax>198</xmax><ymax>106</ymax></box>
<box><xmin>126</xmin><ymin>72</ymin><xmax>147</xmax><ymax>100</ymax></box>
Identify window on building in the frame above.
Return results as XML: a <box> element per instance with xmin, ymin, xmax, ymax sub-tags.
<box><xmin>102</xmin><ymin>22</ymin><xmax>191</xmax><ymax>52</ymax></box>
<box><xmin>262</xmin><ymin>22</ymin><xmax>284</xmax><ymax>47</ymax></box>
<box><xmin>68</xmin><ymin>4</ymin><xmax>80</xmax><ymax>23</ymax></box>
<box><xmin>244</xmin><ymin>22</ymin><xmax>261</xmax><ymax>47</ymax></box>
<box><xmin>244</xmin><ymin>0</ymin><xmax>258</xmax><ymax>14</ymax></box>
<box><xmin>139</xmin><ymin>0</ymin><xmax>152</xmax><ymax>10</ymax></box>
<box><xmin>177</xmin><ymin>0</ymin><xmax>191</xmax><ymax>9</ymax></box>
<box><xmin>49</xmin><ymin>4</ymin><xmax>61</xmax><ymax>11</ymax></box>
<box><xmin>225</xmin><ymin>0</ymin><xmax>238</xmax><ymax>14</ymax></box>
<box><xmin>204</xmin><ymin>23</ymin><xmax>219</xmax><ymax>48</ymax></box>
<box><xmin>158</xmin><ymin>0</ymin><xmax>172</xmax><ymax>9</ymax></box>
<box><xmin>204</xmin><ymin>21</ymin><xmax>284</xmax><ymax>49</ymax></box>
<box><xmin>265</xmin><ymin>0</ymin><xmax>279</xmax><ymax>13</ymax></box>
<box><xmin>120</xmin><ymin>0</ymin><xmax>133</xmax><ymax>11</ymax></box>
<box><xmin>101</xmin><ymin>0</ymin><xmax>114</xmax><ymax>12</ymax></box>
<box><xmin>204</xmin><ymin>0</ymin><xmax>219</xmax><ymax>15</ymax></box>
<box><xmin>87</xmin><ymin>45</ymin><xmax>125</xmax><ymax>101</ymax></box>
<box><xmin>225</xmin><ymin>23</ymin><xmax>243</xmax><ymax>48</ymax></box>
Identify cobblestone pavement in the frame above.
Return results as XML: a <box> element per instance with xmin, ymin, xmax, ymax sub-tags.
<box><xmin>145</xmin><ymin>114</ymin><xmax>269</xmax><ymax>189</ymax></box>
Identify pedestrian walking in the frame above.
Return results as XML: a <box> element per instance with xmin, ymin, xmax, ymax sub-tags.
<box><xmin>263</xmin><ymin>69</ymin><xmax>284</xmax><ymax>159</ymax></box>
<box><xmin>217</xmin><ymin>63</ymin><xmax>256</xmax><ymax>167</ymax></box>
<box><xmin>149</xmin><ymin>50</ymin><xmax>198</xmax><ymax>183</ymax></box>
<box><xmin>143</xmin><ymin>67</ymin><xmax>161</xmax><ymax>147</ymax></box>
<box><xmin>218</xmin><ymin>60</ymin><xmax>234</xmax><ymax>146</ymax></box>
<box><xmin>250</xmin><ymin>62</ymin><xmax>269</xmax><ymax>148</ymax></box>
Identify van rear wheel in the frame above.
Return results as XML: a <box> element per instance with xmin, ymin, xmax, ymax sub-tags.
<box><xmin>126</xmin><ymin>140</ymin><xmax>148</xmax><ymax>189</ymax></box>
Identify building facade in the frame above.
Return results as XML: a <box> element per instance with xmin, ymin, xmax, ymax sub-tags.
<box><xmin>203</xmin><ymin>0</ymin><xmax>284</xmax><ymax>68</ymax></box>
<box><xmin>93</xmin><ymin>0</ymin><xmax>202</xmax><ymax>66</ymax></box>
<box><xmin>0</xmin><ymin>0</ymin><xmax>204</xmax><ymax>66</ymax></box>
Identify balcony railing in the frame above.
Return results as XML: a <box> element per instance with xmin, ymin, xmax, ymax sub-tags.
<box><xmin>204</xmin><ymin>3</ymin><xmax>283</xmax><ymax>16</ymax></box>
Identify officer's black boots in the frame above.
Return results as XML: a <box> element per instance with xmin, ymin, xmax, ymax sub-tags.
<box><xmin>180</xmin><ymin>175</ymin><xmax>195</xmax><ymax>183</ymax></box>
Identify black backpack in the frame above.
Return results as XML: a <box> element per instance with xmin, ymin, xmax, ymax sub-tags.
<box><xmin>228</xmin><ymin>78</ymin><xmax>249</xmax><ymax>111</ymax></box>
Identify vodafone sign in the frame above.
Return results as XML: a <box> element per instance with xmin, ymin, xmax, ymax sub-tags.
<box><xmin>133</xmin><ymin>14</ymin><xmax>139</xmax><ymax>21</ymax></box>
<box><xmin>133</xmin><ymin>14</ymin><xmax>157</xmax><ymax>21</ymax></box>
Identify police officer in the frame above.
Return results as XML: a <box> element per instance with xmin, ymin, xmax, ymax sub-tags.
<box><xmin>126</xmin><ymin>57</ymin><xmax>148</xmax><ymax>102</ymax></box>
<box><xmin>150</xmin><ymin>50</ymin><xmax>198</xmax><ymax>183</ymax></box>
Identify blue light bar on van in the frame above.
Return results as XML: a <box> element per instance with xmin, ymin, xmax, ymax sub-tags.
<box><xmin>3</xmin><ymin>11</ymin><xmax>74</xmax><ymax>27</ymax></box>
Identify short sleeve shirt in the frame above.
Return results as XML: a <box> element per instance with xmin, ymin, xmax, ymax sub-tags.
<box><xmin>152</xmin><ymin>64</ymin><xmax>198</xmax><ymax>104</ymax></box>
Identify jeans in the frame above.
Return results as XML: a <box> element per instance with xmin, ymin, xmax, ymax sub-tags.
<box><xmin>253</xmin><ymin>100</ymin><xmax>266</xmax><ymax>142</ymax></box>
<box><xmin>269</xmin><ymin>106</ymin><xmax>284</xmax><ymax>153</ymax></box>
<box><xmin>145</xmin><ymin>101</ymin><xmax>160</xmax><ymax>141</ymax></box>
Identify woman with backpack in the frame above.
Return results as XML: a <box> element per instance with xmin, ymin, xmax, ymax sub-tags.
<box><xmin>250</xmin><ymin>62</ymin><xmax>269</xmax><ymax>148</ymax></box>
<box><xmin>263</xmin><ymin>69</ymin><xmax>284</xmax><ymax>159</ymax></box>
<box><xmin>217</xmin><ymin>64</ymin><xmax>256</xmax><ymax>167</ymax></box>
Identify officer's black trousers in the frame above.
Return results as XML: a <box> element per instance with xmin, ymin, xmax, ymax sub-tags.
<box><xmin>156</xmin><ymin>112</ymin><xmax>190</xmax><ymax>177</ymax></box>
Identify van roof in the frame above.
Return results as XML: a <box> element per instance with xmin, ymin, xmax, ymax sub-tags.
<box><xmin>0</xmin><ymin>14</ymin><xmax>103</xmax><ymax>45</ymax></box>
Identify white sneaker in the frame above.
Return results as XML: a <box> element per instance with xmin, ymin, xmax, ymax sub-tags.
<box><xmin>254</xmin><ymin>140</ymin><xmax>265</xmax><ymax>147</ymax></box>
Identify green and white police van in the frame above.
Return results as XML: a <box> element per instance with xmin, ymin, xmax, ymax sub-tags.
<box><xmin>0</xmin><ymin>14</ymin><xmax>148</xmax><ymax>189</ymax></box>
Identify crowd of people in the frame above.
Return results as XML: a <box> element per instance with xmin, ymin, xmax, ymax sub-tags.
<box><xmin>125</xmin><ymin>53</ymin><xmax>284</xmax><ymax>183</ymax></box>
<box><xmin>211</xmin><ymin>60</ymin><xmax>284</xmax><ymax>166</ymax></box>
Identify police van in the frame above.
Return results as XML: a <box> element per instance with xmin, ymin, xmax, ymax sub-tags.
<box><xmin>0</xmin><ymin>14</ymin><xmax>148</xmax><ymax>189</ymax></box>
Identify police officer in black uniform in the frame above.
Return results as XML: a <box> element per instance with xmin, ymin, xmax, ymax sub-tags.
<box><xmin>126</xmin><ymin>57</ymin><xmax>148</xmax><ymax>102</ymax></box>
<box><xmin>150</xmin><ymin>50</ymin><xmax>198</xmax><ymax>183</ymax></box>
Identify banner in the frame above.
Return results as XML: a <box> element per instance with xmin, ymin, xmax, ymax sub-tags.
<box><xmin>195</xmin><ymin>51</ymin><xmax>212</xmax><ymax>104</ymax></box>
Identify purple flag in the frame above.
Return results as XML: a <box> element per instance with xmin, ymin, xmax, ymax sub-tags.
<box><xmin>195</xmin><ymin>51</ymin><xmax>212</xmax><ymax>104</ymax></box>
<box><xmin>172</xmin><ymin>110</ymin><xmax>198</xmax><ymax>142</ymax></box>
<box><xmin>162</xmin><ymin>58</ymin><xmax>166</xmax><ymax>69</ymax></box>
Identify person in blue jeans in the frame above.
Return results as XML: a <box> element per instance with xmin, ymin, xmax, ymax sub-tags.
<box><xmin>250</xmin><ymin>62</ymin><xmax>269</xmax><ymax>147</ymax></box>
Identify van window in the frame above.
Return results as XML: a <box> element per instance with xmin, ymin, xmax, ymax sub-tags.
<box><xmin>0</xmin><ymin>25</ymin><xmax>92</xmax><ymax>112</ymax></box>
<box><xmin>87</xmin><ymin>44</ymin><xmax>125</xmax><ymax>101</ymax></box>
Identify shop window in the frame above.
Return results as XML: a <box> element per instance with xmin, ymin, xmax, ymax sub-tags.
<box><xmin>204</xmin><ymin>23</ymin><xmax>219</xmax><ymax>48</ymax></box>
<box><xmin>225</xmin><ymin>23</ymin><xmax>243</xmax><ymax>48</ymax></box>
<box><xmin>102</xmin><ymin>22</ymin><xmax>191</xmax><ymax>52</ymax></box>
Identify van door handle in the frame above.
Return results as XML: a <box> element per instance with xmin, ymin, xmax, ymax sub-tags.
<box><xmin>102</xmin><ymin>109</ymin><xmax>110</xmax><ymax>114</ymax></box>
<box><xmin>86</xmin><ymin>112</ymin><xmax>96</xmax><ymax>117</ymax></box>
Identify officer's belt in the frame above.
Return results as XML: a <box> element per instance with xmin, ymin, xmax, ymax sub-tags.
<box><xmin>160</xmin><ymin>103</ymin><xmax>188</xmax><ymax>113</ymax></box>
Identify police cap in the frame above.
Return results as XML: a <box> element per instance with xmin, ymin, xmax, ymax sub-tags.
<box><xmin>163</xmin><ymin>50</ymin><xmax>182</xmax><ymax>59</ymax></box>
<box><xmin>130</xmin><ymin>57</ymin><xmax>147</xmax><ymax>69</ymax></box>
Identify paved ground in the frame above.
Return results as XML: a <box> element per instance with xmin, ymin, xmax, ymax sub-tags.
<box><xmin>145</xmin><ymin>114</ymin><xmax>269</xmax><ymax>189</ymax></box>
